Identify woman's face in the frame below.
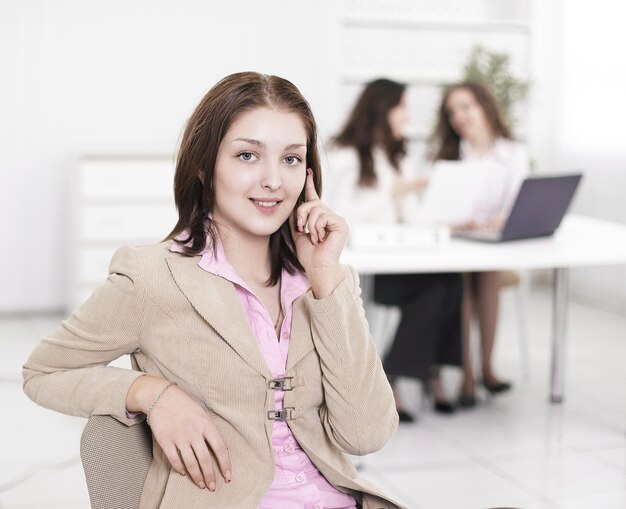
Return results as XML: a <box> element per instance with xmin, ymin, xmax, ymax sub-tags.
<box><xmin>212</xmin><ymin>106</ymin><xmax>308</xmax><ymax>241</ymax></box>
<box><xmin>445</xmin><ymin>88</ymin><xmax>491</xmax><ymax>141</ymax></box>
<box><xmin>387</xmin><ymin>92</ymin><xmax>409</xmax><ymax>140</ymax></box>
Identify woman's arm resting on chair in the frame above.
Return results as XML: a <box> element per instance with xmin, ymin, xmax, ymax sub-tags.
<box><xmin>126</xmin><ymin>375</ymin><xmax>232</xmax><ymax>492</ymax></box>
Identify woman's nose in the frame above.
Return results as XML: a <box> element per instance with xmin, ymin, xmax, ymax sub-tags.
<box><xmin>260</xmin><ymin>161</ymin><xmax>281</xmax><ymax>191</ymax></box>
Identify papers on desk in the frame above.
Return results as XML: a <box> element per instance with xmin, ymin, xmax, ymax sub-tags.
<box><xmin>417</xmin><ymin>161</ymin><xmax>488</xmax><ymax>224</ymax></box>
<box><xmin>349</xmin><ymin>223</ymin><xmax>450</xmax><ymax>249</ymax></box>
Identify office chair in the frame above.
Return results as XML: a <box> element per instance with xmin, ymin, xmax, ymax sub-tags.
<box><xmin>80</xmin><ymin>415</ymin><xmax>152</xmax><ymax>509</ymax></box>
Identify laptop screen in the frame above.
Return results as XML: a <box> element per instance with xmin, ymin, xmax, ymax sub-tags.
<box><xmin>502</xmin><ymin>174</ymin><xmax>583</xmax><ymax>240</ymax></box>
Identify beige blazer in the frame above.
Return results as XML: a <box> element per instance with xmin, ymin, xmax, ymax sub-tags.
<box><xmin>23</xmin><ymin>242</ymin><xmax>404</xmax><ymax>509</ymax></box>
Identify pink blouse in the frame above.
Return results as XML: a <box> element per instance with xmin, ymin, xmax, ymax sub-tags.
<box><xmin>171</xmin><ymin>238</ymin><xmax>357</xmax><ymax>509</ymax></box>
<box><xmin>460</xmin><ymin>137</ymin><xmax>530</xmax><ymax>222</ymax></box>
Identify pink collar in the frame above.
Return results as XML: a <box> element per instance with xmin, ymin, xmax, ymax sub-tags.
<box><xmin>170</xmin><ymin>233</ymin><xmax>310</xmax><ymax>300</ymax></box>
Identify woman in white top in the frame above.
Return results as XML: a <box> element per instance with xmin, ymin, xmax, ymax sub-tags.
<box><xmin>429</xmin><ymin>80</ymin><xmax>530</xmax><ymax>407</ymax></box>
<box><xmin>325</xmin><ymin>79</ymin><xmax>464</xmax><ymax>422</ymax></box>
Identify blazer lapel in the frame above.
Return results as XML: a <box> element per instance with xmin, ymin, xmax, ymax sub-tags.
<box><xmin>165</xmin><ymin>255</ymin><xmax>271</xmax><ymax>379</ymax></box>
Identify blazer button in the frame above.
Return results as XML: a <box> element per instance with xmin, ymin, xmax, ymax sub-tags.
<box><xmin>295</xmin><ymin>472</ymin><xmax>305</xmax><ymax>483</ymax></box>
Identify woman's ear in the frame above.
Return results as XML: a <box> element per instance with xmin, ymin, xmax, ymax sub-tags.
<box><xmin>198</xmin><ymin>173</ymin><xmax>205</xmax><ymax>184</ymax></box>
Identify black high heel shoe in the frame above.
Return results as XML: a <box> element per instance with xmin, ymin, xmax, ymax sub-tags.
<box><xmin>457</xmin><ymin>393</ymin><xmax>477</xmax><ymax>409</ymax></box>
<box><xmin>433</xmin><ymin>399</ymin><xmax>455</xmax><ymax>414</ymax></box>
<box><xmin>426</xmin><ymin>379</ymin><xmax>456</xmax><ymax>415</ymax></box>
<box><xmin>482</xmin><ymin>379</ymin><xmax>512</xmax><ymax>395</ymax></box>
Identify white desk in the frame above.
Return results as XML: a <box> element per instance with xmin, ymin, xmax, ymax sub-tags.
<box><xmin>341</xmin><ymin>215</ymin><xmax>626</xmax><ymax>403</ymax></box>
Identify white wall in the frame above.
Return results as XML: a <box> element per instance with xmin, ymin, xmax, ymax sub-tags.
<box><xmin>556</xmin><ymin>1</ymin><xmax>626</xmax><ymax>308</ymax></box>
<box><xmin>0</xmin><ymin>0</ymin><xmax>341</xmax><ymax>312</ymax></box>
<box><xmin>557</xmin><ymin>1</ymin><xmax>626</xmax><ymax>166</ymax></box>
<box><xmin>3</xmin><ymin>0</ymin><xmax>625</xmax><ymax>312</ymax></box>
<box><xmin>557</xmin><ymin>0</ymin><xmax>626</xmax><ymax>222</ymax></box>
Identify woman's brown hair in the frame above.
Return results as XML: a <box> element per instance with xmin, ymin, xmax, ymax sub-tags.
<box><xmin>429</xmin><ymin>80</ymin><xmax>513</xmax><ymax>161</ymax></box>
<box><xmin>333</xmin><ymin>78</ymin><xmax>407</xmax><ymax>186</ymax></box>
<box><xmin>165</xmin><ymin>72</ymin><xmax>322</xmax><ymax>286</ymax></box>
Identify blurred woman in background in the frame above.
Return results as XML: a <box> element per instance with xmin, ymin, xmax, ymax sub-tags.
<box><xmin>429</xmin><ymin>80</ymin><xmax>530</xmax><ymax>407</ymax></box>
<box><xmin>325</xmin><ymin>78</ymin><xmax>464</xmax><ymax>422</ymax></box>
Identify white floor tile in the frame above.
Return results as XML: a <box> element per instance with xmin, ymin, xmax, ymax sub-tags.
<box><xmin>0</xmin><ymin>461</ymin><xmax>89</xmax><ymax>509</ymax></box>
<box><xmin>554</xmin><ymin>415</ymin><xmax>626</xmax><ymax>450</ymax></box>
<box><xmin>359</xmin><ymin>423</ymin><xmax>470</xmax><ymax>469</ymax></box>
<box><xmin>380</xmin><ymin>462</ymin><xmax>550</xmax><ymax>509</ymax></box>
<box><xmin>492</xmin><ymin>449</ymin><xmax>626</xmax><ymax>501</ymax></box>
<box><xmin>522</xmin><ymin>504</ymin><xmax>561</xmax><ymax>509</ymax></box>
<box><xmin>554</xmin><ymin>490</ymin><xmax>626</xmax><ymax>509</ymax></box>
<box><xmin>426</xmin><ymin>408</ymin><xmax>568</xmax><ymax>461</ymax></box>
<box><xmin>589</xmin><ymin>445</ymin><xmax>626</xmax><ymax>472</ymax></box>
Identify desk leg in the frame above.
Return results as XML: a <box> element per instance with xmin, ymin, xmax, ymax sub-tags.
<box><xmin>550</xmin><ymin>267</ymin><xmax>569</xmax><ymax>403</ymax></box>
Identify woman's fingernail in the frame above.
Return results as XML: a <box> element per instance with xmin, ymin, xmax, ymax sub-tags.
<box><xmin>209</xmin><ymin>481</ymin><xmax>216</xmax><ymax>492</ymax></box>
<box><xmin>225</xmin><ymin>470</ymin><xmax>232</xmax><ymax>483</ymax></box>
<box><xmin>297</xmin><ymin>216</ymin><xmax>303</xmax><ymax>227</ymax></box>
<box><xmin>199</xmin><ymin>482</ymin><xmax>206</xmax><ymax>489</ymax></box>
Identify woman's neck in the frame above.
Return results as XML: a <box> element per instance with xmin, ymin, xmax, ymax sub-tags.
<box><xmin>466</xmin><ymin>131</ymin><xmax>495</xmax><ymax>157</ymax></box>
<box><xmin>215</xmin><ymin>223</ymin><xmax>272</xmax><ymax>286</ymax></box>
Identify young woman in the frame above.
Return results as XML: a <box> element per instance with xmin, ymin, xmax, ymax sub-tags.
<box><xmin>429</xmin><ymin>80</ymin><xmax>530</xmax><ymax>406</ymax></box>
<box><xmin>325</xmin><ymin>79</ymin><xmax>464</xmax><ymax>422</ymax></box>
<box><xmin>23</xmin><ymin>72</ymin><xmax>404</xmax><ymax>509</ymax></box>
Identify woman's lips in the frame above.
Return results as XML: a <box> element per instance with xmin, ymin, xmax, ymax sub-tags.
<box><xmin>250</xmin><ymin>198</ymin><xmax>282</xmax><ymax>215</ymax></box>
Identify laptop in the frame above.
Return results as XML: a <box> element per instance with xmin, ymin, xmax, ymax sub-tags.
<box><xmin>418</xmin><ymin>160</ymin><xmax>489</xmax><ymax>224</ymax></box>
<box><xmin>454</xmin><ymin>173</ymin><xmax>583</xmax><ymax>242</ymax></box>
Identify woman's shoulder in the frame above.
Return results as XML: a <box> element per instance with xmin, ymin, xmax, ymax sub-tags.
<box><xmin>495</xmin><ymin>137</ymin><xmax>528</xmax><ymax>157</ymax></box>
<box><xmin>109</xmin><ymin>241</ymin><xmax>177</xmax><ymax>275</ymax></box>
<box><xmin>116</xmin><ymin>241</ymin><xmax>175</xmax><ymax>258</ymax></box>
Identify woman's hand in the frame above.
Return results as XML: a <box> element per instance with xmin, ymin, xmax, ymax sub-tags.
<box><xmin>126</xmin><ymin>376</ymin><xmax>232</xmax><ymax>491</ymax></box>
<box><xmin>291</xmin><ymin>169</ymin><xmax>348</xmax><ymax>299</ymax></box>
<box><xmin>484</xmin><ymin>213</ymin><xmax>506</xmax><ymax>231</ymax></box>
<box><xmin>452</xmin><ymin>213</ymin><xmax>506</xmax><ymax>233</ymax></box>
<box><xmin>451</xmin><ymin>220</ymin><xmax>481</xmax><ymax>233</ymax></box>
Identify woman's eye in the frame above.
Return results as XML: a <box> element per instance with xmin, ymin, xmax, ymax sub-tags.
<box><xmin>237</xmin><ymin>151</ymin><xmax>256</xmax><ymax>162</ymax></box>
<box><xmin>284</xmin><ymin>155</ymin><xmax>302</xmax><ymax>165</ymax></box>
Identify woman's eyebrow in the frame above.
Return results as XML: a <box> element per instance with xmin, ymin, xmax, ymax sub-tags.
<box><xmin>233</xmin><ymin>137</ymin><xmax>263</xmax><ymax>146</ymax></box>
<box><xmin>232</xmin><ymin>138</ymin><xmax>305</xmax><ymax>150</ymax></box>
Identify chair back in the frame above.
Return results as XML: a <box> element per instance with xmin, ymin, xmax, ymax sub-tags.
<box><xmin>80</xmin><ymin>415</ymin><xmax>153</xmax><ymax>509</ymax></box>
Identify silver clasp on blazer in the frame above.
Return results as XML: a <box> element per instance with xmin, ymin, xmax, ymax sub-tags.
<box><xmin>267</xmin><ymin>408</ymin><xmax>295</xmax><ymax>421</ymax></box>
<box><xmin>268</xmin><ymin>376</ymin><xmax>294</xmax><ymax>391</ymax></box>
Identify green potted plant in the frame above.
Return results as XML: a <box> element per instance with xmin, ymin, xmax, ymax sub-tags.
<box><xmin>461</xmin><ymin>45</ymin><xmax>531</xmax><ymax>128</ymax></box>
